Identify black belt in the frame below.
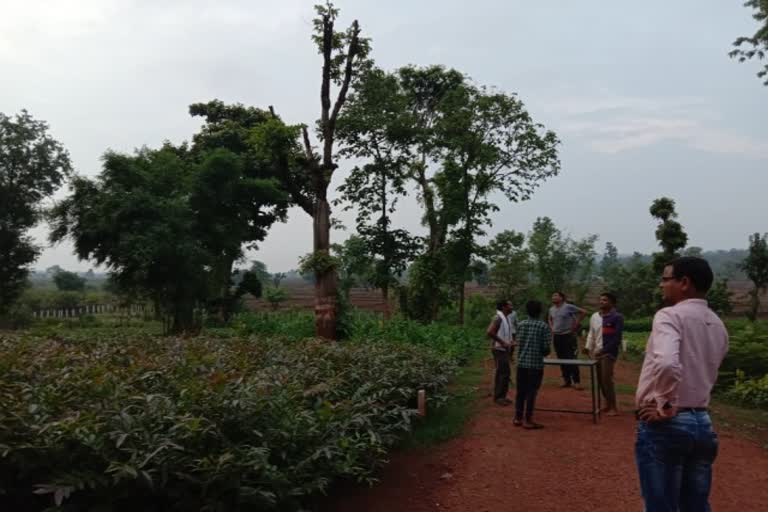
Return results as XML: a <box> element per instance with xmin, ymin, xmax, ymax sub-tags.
<box><xmin>676</xmin><ymin>407</ymin><xmax>708</xmax><ymax>413</ymax></box>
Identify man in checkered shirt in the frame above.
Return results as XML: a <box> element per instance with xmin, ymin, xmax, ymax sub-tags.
<box><xmin>514</xmin><ymin>300</ymin><xmax>552</xmax><ymax>429</ymax></box>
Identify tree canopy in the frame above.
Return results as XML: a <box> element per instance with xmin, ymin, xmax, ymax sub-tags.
<box><xmin>0</xmin><ymin>110</ymin><xmax>72</xmax><ymax>315</ymax></box>
<box><xmin>731</xmin><ymin>0</ymin><xmax>768</xmax><ymax>85</ymax></box>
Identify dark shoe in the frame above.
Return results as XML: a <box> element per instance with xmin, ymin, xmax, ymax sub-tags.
<box><xmin>513</xmin><ymin>418</ymin><xmax>523</xmax><ymax>426</ymax></box>
<box><xmin>559</xmin><ymin>383</ymin><xmax>571</xmax><ymax>388</ymax></box>
<box><xmin>572</xmin><ymin>384</ymin><xmax>584</xmax><ymax>391</ymax></box>
<box><xmin>494</xmin><ymin>399</ymin><xmax>511</xmax><ymax>406</ymax></box>
<box><xmin>523</xmin><ymin>422</ymin><xmax>544</xmax><ymax>430</ymax></box>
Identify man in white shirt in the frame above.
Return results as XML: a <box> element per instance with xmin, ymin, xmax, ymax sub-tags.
<box><xmin>487</xmin><ymin>300</ymin><xmax>515</xmax><ymax>405</ymax></box>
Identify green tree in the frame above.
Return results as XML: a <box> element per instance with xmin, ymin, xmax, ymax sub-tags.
<box><xmin>249</xmin><ymin>261</ymin><xmax>272</xmax><ymax>286</ymax></box>
<box><xmin>606</xmin><ymin>252</ymin><xmax>657</xmax><ymax>317</ymax></box>
<box><xmin>263</xmin><ymin>2</ymin><xmax>370</xmax><ymax>339</ymax></box>
<box><xmin>527</xmin><ymin>217</ymin><xmax>598</xmax><ymax>303</ymax></box>
<box><xmin>469</xmin><ymin>259</ymin><xmax>490</xmax><ymax>286</ymax></box>
<box><xmin>650</xmin><ymin>197</ymin><xmax>688</xmax><ymax>274</ymax></box>
<box><xmin>372</xmin><ymin>66</ymin><xmax>560</xmax><ymax>324</ymax></box>
<box><xmin>730</xmin><ymin>0</ymin><xmax>768</xmax><ymax>85</ymax></box>
<box><xmin>264</xmin><ymin>287</ymin><xmax>289</xmax><ymax>311</ymax></box>
<box><xmin>486</xmin><ymin>230</ymin><xmax>531</xmax><ymax>301</ymax></box>
<box><xmin>0</xmin><ymin>110</ymin><xmax>72</xmax><ymax>314</ymax></box>
<box><xmin>331</xmin><ymin>235</ymin><xmax>374</xmax><ymax>297</ymax></box>
<box><xmin>187</xmin><ymin>102</ymin><xmax>289</xmax><ymax>320</ymax></box>
<box><xmin>50</xmin><ymin>100</ymin><xmax>288</xmax><ymax>330</ymax></box>
<box><xmin>707</xmin><ymin>278</ymin><xmax>734</xmax><ymax>316</ymax></box>
<box><xmin>336</xmin><ymin>67</ymin><xmax>420</xmax><ymax>319</ymax></box>
<box><xmin>397</xmin><ymin>65</ymin><xmax>468</xmax><ymax>323</ymax></box>
<box><xmin>600</xmin><ymin>242</ymin><xmax>621</xmax><ymax>282</ymax></box>
<box><xmin>435</xmin><ymin>84</ymin><xmax>560</xmax><ymax>323</ymax></box>
<box><xmin>50</xmin><ymin>148</ymin><xmax>209</xmax><ymax>332</ymax></box>
<box><xmin>741</xmin><ymin>233</ymin><xmax>768</xmax><ymax>321</ymax></box>
<box><xmin>53</xmin><ymin>270</ymin><xmax>86</xmax><ymax>292</ymax></box>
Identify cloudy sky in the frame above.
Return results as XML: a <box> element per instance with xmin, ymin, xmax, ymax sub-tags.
<box><xmin>2</xmin><ymin>0</ymin><xmax>767</xmax><ymax>272</ymax></box>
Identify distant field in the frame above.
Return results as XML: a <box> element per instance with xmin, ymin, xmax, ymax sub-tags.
<box><xmin>245</xmin><ymin>279</ymin><xmax>768</xmax><ymax>317</ymax></box>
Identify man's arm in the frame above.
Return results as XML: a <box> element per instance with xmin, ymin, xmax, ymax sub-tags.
<box><xmin>640</xmin><ymin>310</ymin><xmax>682</xmax><ymax>417</ymax></box>
<box><xmin>572</xmin><ymin>305</ymin><xmax>587</xmax><ymax>332</ymax></box>
<box><xmin>601</xmin><ymin>314</ymin><xmax>624</xmax><ymax>356</ymax></box>
<box><xmin>584</xmin><ymin>313</ymin><xmax>597</xmax><ymax>354</ymax></box>
<box><xmin>487</xmin><ymin>317</ymin><xmax>509</xmax><ymax>348</ymax></box>
<box><xmin>540</xmin><ymin>324</ymin><xmax>552</xmax><ymax>357</ymax></box>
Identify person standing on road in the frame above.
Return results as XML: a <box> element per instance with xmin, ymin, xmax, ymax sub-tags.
<box><xmin>548</xmin><ymin>292</ymin><xmax>587</xmax><ymax>389</ymax></box>
<box><xmin>513</xmin><ymin>300</ymin><xmax>552</xmax><ymax>429</ymax></box>
<box><xmin>635</xmin><ymin>257</ymin><xmax>729</xmax><ymax>511</ymax></box>
<box><xmin>586</xmin><ymin>292</ymin><xmax>623</xmax><ymax>416</ymax></box>
<box><xmin>487</xmin><ymin>300</ymin><xmax>515</xmax><ymax>406</ymax></box>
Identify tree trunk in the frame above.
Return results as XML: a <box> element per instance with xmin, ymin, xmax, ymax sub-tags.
<box><xmin>382</xmin><ymin>284</ymin><xmax>390</xmax><ymax>321</ymax></box>
<box><xmin>314</xmin><ymin>198</ymin><xmax>338</xmax><ymax>339</ymax></box>
<box><xmin>457</xmin><ymin>282</ymin><xmax>465</xmax><ymax>325</ymax></box>
<box><xmin>171</xmin><ymin>299</ymin><xmax>196</xmax><ymax>334</ymax></box>
<box><xmin>749</xmin><ymin>286</ymin><xmax>760</xmax><ymax>322</ymax></box>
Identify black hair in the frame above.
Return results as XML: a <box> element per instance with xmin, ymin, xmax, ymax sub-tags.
<box><xmin>665</xmin><ymin>256</ymin><xmax>714</xmax><ymax>294</ymax></box>
<box><xmin>496</xmin><ymin>300</ymin><xmax>510</xmax><ymax>311</ymax></box>
<box><xmin>526</xmin><ymin>300</ymin><xmax>543</xmax><ymax>318</ymax></box>
<box><xmin>600</xmin><ymin>292</ymin><xmax>618</xmax><ymax>305</ymax></box>
<box><xmin>553</xmin><ymin>291</ymin><xmax>566</xmax><ymax>300</ymax></box>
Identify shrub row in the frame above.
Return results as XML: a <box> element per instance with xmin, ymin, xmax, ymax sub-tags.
<box><xmin>233</xmin><ymin>311</ymin><xmax>482</xmax><ymax>364</ymax></box>
<box><xmin>0</xmin><ymin>331</ymin><xmax>455</xmax><ymax>511</ymax></box>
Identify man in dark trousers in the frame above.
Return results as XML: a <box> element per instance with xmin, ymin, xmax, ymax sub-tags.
<box><xmin>548</xmin><ymin>292</ymin><xmax>587</xmax><ymax>389</ymax></box>
<box><xmin>635</xmin><ymin>257</ymin><xmax>729</xmax><ymax>511</ymax></box>
<box><xmin>591</xmin><ymin>292</ymin><xmax>623</xmax><ymax>416</ymax></box>
<box><xmin>487</xmin><ymin>300</ymin><xmax>515</xmax><ymax>405</ymax></box>
<box><xmin>514</xmin><ymin>300</ymin><xmax>552</xmax><ymax>429</ymax></box>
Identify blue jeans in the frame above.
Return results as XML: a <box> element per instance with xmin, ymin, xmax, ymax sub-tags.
<box><xmin>635</xmin><ymin>411</ymin><xmax>719</xmax><ymax>512</ymax></box>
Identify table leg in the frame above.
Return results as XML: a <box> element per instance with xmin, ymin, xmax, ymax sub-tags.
<box><xmin>592</xmin><ymin>365</ymin><xmax>598</xmax><ymax>424</ymax></box>
<box><xmin>596</xmin><ymin>362</ymin><xmax>602</xmax><ymax>418</ymax></box>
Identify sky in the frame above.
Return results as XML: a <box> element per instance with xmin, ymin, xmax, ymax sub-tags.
<box><xmin>2</xmin><ymin>0</ymin><xmax>767</xmax><ymax>272</ymax></box>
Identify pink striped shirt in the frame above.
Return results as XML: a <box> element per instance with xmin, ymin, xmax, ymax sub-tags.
<box><xmin>635</xmin><ymin>299</ymin><xmax>729</xmax><ymax>412</ymax></box>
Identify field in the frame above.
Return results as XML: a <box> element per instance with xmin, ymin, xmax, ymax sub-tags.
<box><xmin>247</xmin><ymin>279</ymin><xmax>768</xmax><ymax>317</ymax></box>
<box><xmin>0</xmin><ymin>312</ymin><xmax>480</xmax><ymax>511</ymax></box>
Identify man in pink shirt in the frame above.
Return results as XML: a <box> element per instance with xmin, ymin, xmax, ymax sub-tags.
<box><xmin>635</xmin><ymin>257</ymin><xmax>729</xmax><ymax>512</ymax></box>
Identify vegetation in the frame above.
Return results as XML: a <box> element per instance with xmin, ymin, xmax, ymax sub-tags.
<box><xmin>0</xmin><ymin>110</ymin><xmax>72</xmax><ymax>317</ymax></box>
<box><xmin>731</xmin><ymin>0</ymin><xmax>768</xmax><ymax>85</ymax></box>
<box><xmin>742</xmin><ymin>233</ymin><xmax>768</xmax><ymax>321</ymax></box>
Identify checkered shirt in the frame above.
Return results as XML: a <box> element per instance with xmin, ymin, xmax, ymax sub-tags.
<box><xmin>516</xmin><ymin>319</ymin><xmax>552</xmax><ymax>369</ymax></box>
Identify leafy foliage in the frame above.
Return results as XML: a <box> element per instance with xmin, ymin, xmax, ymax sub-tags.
<box><xmin>649</xmin><ymin>197</ymin><xmax>688</xmax><ymax>274</ymax></box>
<box><xmin>741</xmin><ymin>232</ymin><xmax>768</xmax><ymax>321</ymax></box>
<box><xmin>0</xmin><ymin>329</ymin><xmax>456</xmax><ymax>511</ymax></box>
<box><xmin>730</xmin><ymin>0</ymin><xmax>768</xmax><ymax>85</ymax></box>
<box><xmin>264</xmin><ymin>287</ymin><xmax>289</xmax><ymax>310</ymax></box>
<box><xmin>49</xmin><ymin>103</ymin><xmax>289</xmax><ymax>332</ymax></box>
<box><xmin>527</xmin><ymin>217</ymin><xmax>598</xmax><ymax>303</ymax></box>
<box><xmin>707</xmin><ymin>278</ymin><xmax>734</xmax><ymax>316</ymax></box>
<box><xmin>53</xmin><ymin>270</ymin><xmax>86</xmax><ymax>292</ymax></box>
<box><xmin>725</xmin><ymin>371</ymin><xmax>768</xmax><ymax>408</ymax></box>
<box><xmin>485</xmin><ymin>230</ymin><xmax>531</xmax><ymax>301</ymax></box>
<box><xmin>0</xmin><ymin>110</ymin><xmax>72</xmax><ymax>314</ymax></box>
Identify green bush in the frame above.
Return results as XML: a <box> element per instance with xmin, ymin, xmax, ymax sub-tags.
<box><xmin>724</xmin><ymin>371</ymin><xmax>768</xmax><ymax>409</ymax></box>
<box><xmin>623</xmin><ymin>317</ymin><xmax>653</xmax><ymax>332</ymax></box>
<box><xmin>346</xmin><ymin>312</ymin><xmax>481</xmax><ymax>364</ymax></box>
<box><xmin>232</xmin><ymin>311</ymin><xmax>315</xmax><ymax>341</ymax></box>
<box><xmin>0</xmin><ymin>331</ymin><xmax>455</xmax><ymax>511</ymax></box>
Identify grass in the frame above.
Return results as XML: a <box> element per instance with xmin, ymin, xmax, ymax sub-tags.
<box><xmin>710</xmin><ymin>399</ymin><xmax>768</xmax><ymax>449</ymax></box>
<box><xmin>401</xmin><ymin>349</ymin><xmax>487</xmax><ymax>448</ymax></box>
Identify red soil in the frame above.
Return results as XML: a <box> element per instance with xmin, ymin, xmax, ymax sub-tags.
<box><xmin>326</xmin><ymin>360</ymin><xmax>768</xmax><ymax>512</ymax></box>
